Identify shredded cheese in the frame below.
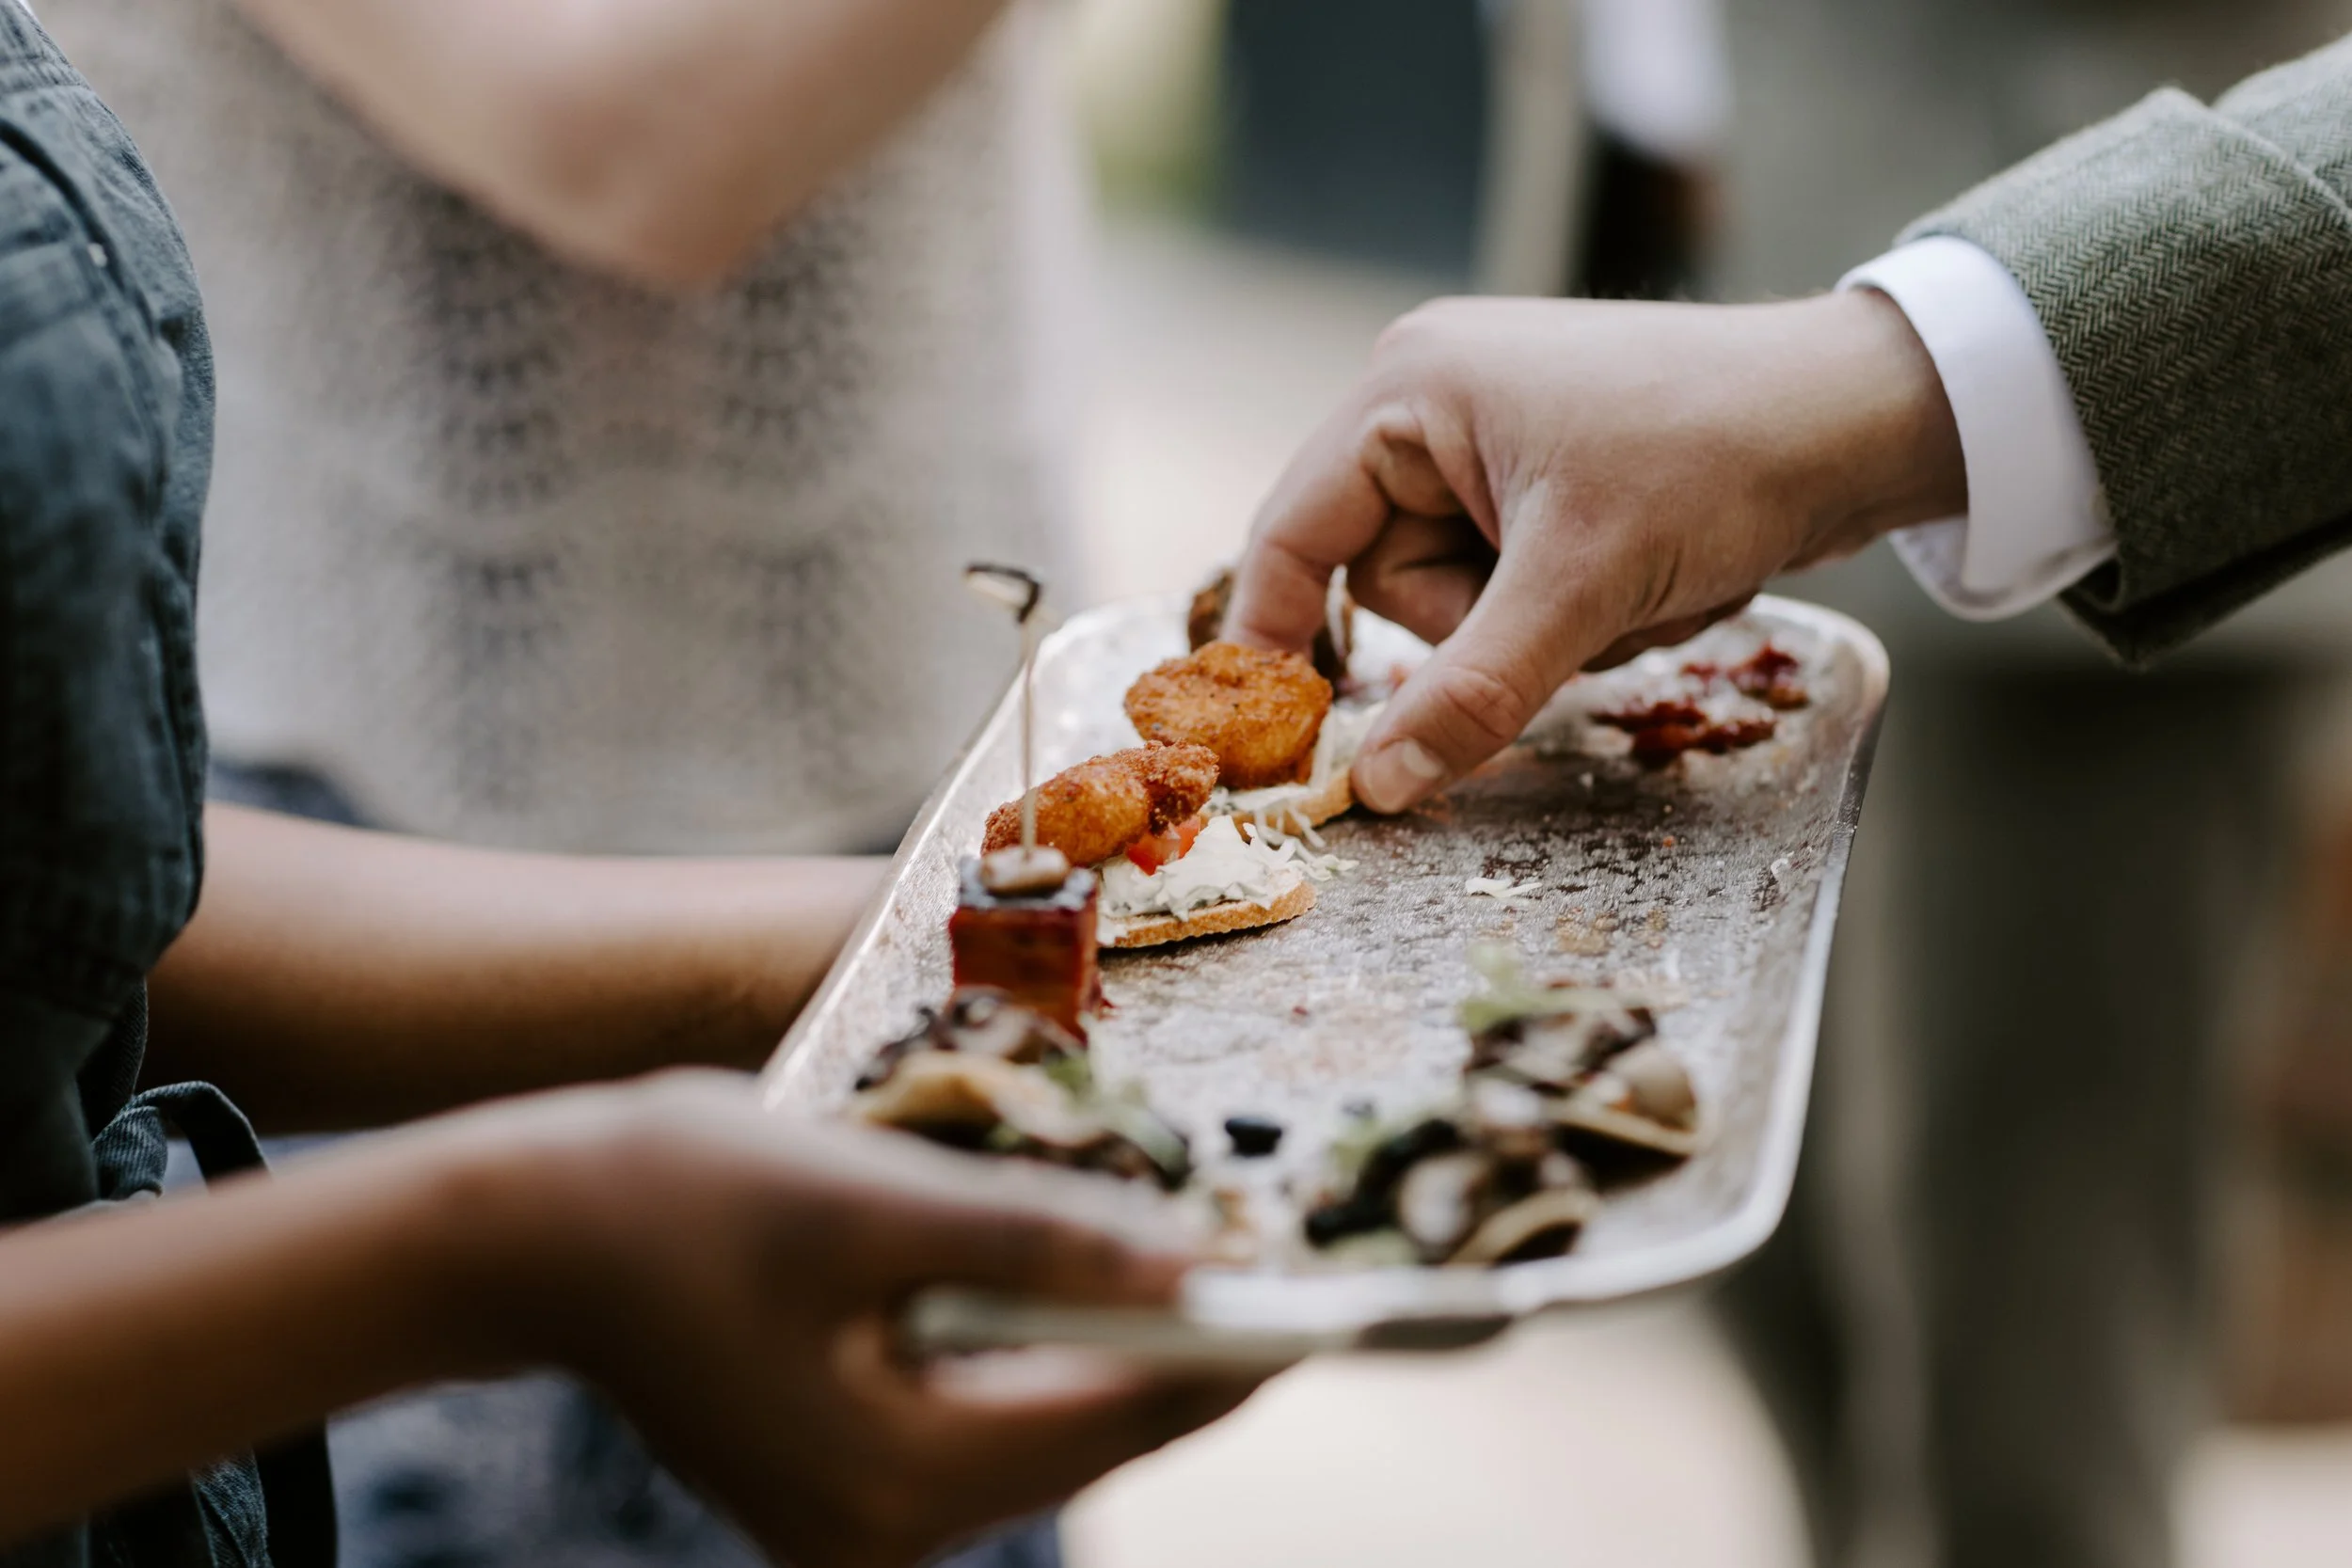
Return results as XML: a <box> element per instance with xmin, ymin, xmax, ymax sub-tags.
<box><xmin>1099</xmin><ymin>816</ymin><xmax>1302</xmax><ymax>919</ymax></box>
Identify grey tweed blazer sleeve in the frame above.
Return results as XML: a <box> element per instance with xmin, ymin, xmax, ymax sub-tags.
<box><xmin>1903</xmin><ymin>35</ymin><xmax>2352</xmax><ymax>664</ymax></box>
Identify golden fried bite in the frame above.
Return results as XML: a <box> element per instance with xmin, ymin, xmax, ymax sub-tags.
<box><xmin>1124</xmin><ymin>642</ymin><xmax>1332</xmax><ymax>789</ymax></box>
<box><xmin>982</xmin><ymin>744</ymin><xmax>1219</xmax><ymax>868</ymax></box>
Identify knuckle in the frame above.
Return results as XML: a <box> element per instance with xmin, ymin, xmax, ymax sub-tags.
<box><xmin>1431</xmin><ymin>661</ymin><xmax>1539</xmax><ymax>753</ymax></box>
<box><xmin>1260</xmin><ymin>529</ymin><xmax>1328</xmax><ymax>588</ymax></box>
<box><xmin>1626</xmin><ymin>533</ymin><xmax>1691</xmax><ymax>627</ymax></box>
<box><xmin>1372</xmin><ymin>306</ymin><xmax>1434</xmax><ymax>359</ymax></box>
<box><xmin>1372</xmin><ymin>295</ymin><xmax>1470</xmax><ymax>359</ymax></box>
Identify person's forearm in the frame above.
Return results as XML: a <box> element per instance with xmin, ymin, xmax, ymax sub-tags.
<box><xmin>145</xmin><ymin>806</ymin><xmax>882</xmax><ymax>1132</ymax></box>
<box><xmin>229</xmin><ymin>0</ymin><xmax>1012</xmax><ymax>284</ymax></box>
<box><xmin>0</xmin><ymin>1124</ymin><xmax>522</xmax><ymax>1545</ymax></box>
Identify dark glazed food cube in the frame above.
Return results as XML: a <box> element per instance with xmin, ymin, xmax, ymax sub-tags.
<box><xmin>949</xmin><ymin>860</ymin><xmax>1103</xmax><ymax>1037</ymax></box>
<box><xmin>1224</xmin><ymin>1115</ymin><xmax>1285</xmax><ymax>1157</ymax></box>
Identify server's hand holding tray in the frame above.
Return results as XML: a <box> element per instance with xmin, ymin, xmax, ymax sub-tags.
<box><xmin>762</xmin><ymin>593</ymin><xmax>1888</xmax><ymax>1368</ymax></box>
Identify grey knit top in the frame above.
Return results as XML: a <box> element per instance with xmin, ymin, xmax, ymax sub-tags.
<box><xmin>42</xmin><ymin>0</ymin><xmax>1082</xmax><ymax>853</ymax></box>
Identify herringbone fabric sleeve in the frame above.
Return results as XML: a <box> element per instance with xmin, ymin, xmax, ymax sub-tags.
<box><xmin>1902</xmin><ymin>35</ymin><xmax>2352</xmax><ymax>664</ymax></box>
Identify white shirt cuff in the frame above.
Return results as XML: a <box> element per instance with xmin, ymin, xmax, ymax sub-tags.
<box><xmin>1839</xmin><ymin>236</ymin><xmax>2114</xmax><ymax>621</ymax></box>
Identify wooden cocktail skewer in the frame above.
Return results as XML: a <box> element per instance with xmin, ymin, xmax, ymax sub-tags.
<box><xmin>962</xmin><ymin>564</ymin><xmax>1069</xmax><ymax>893</ymax></box>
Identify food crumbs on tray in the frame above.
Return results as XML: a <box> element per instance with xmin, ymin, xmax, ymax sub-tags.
<box><xmin>1466</xmin><ymin>877</ymin><xmax>1544</xmax><ymax>904</ymax></box>
<box><xmin>1557</xmin><ymin>912</ymin><xmax>1613</xmax><ymax>957</ymax></box>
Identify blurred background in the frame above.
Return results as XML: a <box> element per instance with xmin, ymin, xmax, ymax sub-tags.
<box><xmin>1052</xmin><ymin>3</ymin><xmax>2352</xmax><ymax>1566</ymax></box>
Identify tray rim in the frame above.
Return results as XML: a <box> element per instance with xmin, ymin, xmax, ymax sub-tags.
<box><xmin>762</xmin><ymin>592</ymin><xmax>1889</xmax><ymax>1345</ymax></box>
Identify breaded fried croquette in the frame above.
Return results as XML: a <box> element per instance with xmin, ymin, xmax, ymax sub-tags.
<box><xmin>982</xmin><ymin>744</ymin><xmax>1219</xmax><ymax>867</ymax></box>
<box><xmin>1125</xmin><ymin>642</ymin><xmax>1332</xmax><ymax>788</ymax></box>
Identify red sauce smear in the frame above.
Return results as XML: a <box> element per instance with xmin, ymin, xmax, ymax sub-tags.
<box><xmin>1594</xmin><ymin>643</ymin><xmax>1808</xmax><ymax>767</ymax></box>
<box><xmin>1725</xmin><ymin>644</ymin><xmax>1808</xmax><ymax>709</ymax></box>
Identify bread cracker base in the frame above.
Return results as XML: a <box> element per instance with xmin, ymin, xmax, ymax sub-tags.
<box><xmin>1217</xmin><ymin>764</ymin><xmax>1357</xmax><ymax>838</ymax></box>
<box><xmin>1294</xmin><ymin>768</ymin><xmax>1355</xmax><ymax>829</ymax></box>
<box><xmin>1099</xmin><ymin>874</ymin><xmax>1315</xmax><ymax>950</ymax></box>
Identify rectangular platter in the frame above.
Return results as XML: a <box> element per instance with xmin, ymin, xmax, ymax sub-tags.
<box><xmin>763</xmin><ymin>593</ymin><xmax>1888</xmax><ymax>1365</ymax></box>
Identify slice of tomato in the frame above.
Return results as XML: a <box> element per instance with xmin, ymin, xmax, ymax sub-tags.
<box><xmin>1125</xmin><ymin>833</ymin><xmax>1171</xmax><ymax>874</ymax></box>
<box><xmin>1124</xmin><ymin>814</ymin><xmax>1207</xmax><ymax>874</ymax></box>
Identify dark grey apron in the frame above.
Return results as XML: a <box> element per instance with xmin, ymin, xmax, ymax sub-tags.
<box><xmin>0</xmin><ymin>5</ymin><xmax>337</xmax><ymax>1562</ymax></box>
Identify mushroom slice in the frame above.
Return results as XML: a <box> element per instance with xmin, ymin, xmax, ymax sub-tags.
<box><xmin>856</xmin><ymin>988</ymin><xmax>1079</xmax><ymax>1090</ymax></box>
<box><xmin>1464</xmin><ymin>1076</ymin><xmax>1554</xmax><ymax>1164</ymax></box>
<box><xmin>1472</xmin><ymin>1015</ymin><xmax>1582</xmax><ymax>1087</ymax></box>
<box><xmin>1606</xmin><ymin>1040</ymin><xmax>1697</xmax><ymax>1130</ymax></box>
<box><xmin>857</xmin><ymin>1006</ymin><xmax>943</xmax><ymax>1091</ymax></box>
<box><xmin>1089</xmin><ymin>1092</ymin><xmax>1195</xmax><ymax>1190</ymax></box>
<box><xmin>1303</xmin><ymin>1114</ymin><xmax>1465</xmax><ymax>1249</ymax></box>
<box><xmin>1533</xmin><ymin>1149</ymin><xmax>1591</xmax><ymax>1194</ymax></box>
<box><xmin>1471</xmin><ymin>1006</ymin><xmax>1659</xmax><ymax>1085</ymax></box>
<box><xmin>1458</xmin><ymin>943</ymin><xmax>1660</xmax><ymax>1046</ymax></box>
<box><xmin>855</xmin><ymin>1052</ymin><xmax>1101</xmax><ymax>1149</ymax></box>
<box><xmin>937</xmin><ymin>987</ymin><xmax>1081</xmax><ymax>1064</ymax></box>
<box><xmin>1549</xmin><ymin>1075</ymin><xmax>1701</xmax><ymax>1159</ymax></box>
<box><xmin>1450</xmin><ymin>1185</ymin><xmax>1599</xmax><ymax>1265</ymax></box>
<box><xmin>1396</xmin><ymin>1150</ymin><xmax>1496</xmax><ymax>1261</ymax></box>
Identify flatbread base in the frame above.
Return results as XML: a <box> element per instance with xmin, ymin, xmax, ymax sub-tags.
<box><xmin>1099</xmin><ymin>873</ymin><xmax>1315</xmax><ymax>950</ymax></box>
<box><xmin>1216</xmin><ymin>765</ymin><xmax>1357</xmax><ymax>838</ymax></box>
<box><xmin>1293</xmin><ymin>768</ymin><xmax>1355</xmax><ymax>829</ymax></box>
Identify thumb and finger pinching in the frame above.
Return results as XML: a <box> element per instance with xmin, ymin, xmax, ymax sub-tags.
<box><xmin>1226</xmin><ymin>406</ymin><xmax>1412</xmax><ymax>654</ymax></box>
<box><xmin>1350</xmin><ymin>551</ymin><xmax>1604</xmax><ymax>814</ymax></box>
